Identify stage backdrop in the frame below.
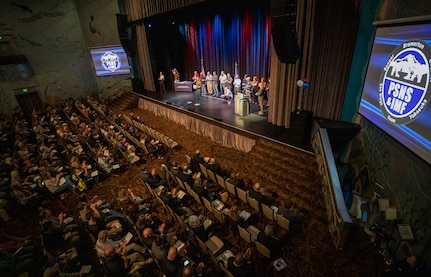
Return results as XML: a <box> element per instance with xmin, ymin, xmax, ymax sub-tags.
<box><xmin>145</xmin><ymin>2</ymin><xmax>272</xmax><ymax>82</ymax></box>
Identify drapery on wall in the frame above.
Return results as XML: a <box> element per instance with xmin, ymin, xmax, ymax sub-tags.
<box><xmin>178</xmin><ymin>6</ymin><xmax>272</xmax><ymax>80</ymax></box>
<box><xmin>138</xmin><ymin>98</ymin><xmax>256</xmax><ymax>152</ymax></box>
<box><xmin>124</xmin><ymin>0</ymin><xmax>205</xmax><ymax>19</ymax></box>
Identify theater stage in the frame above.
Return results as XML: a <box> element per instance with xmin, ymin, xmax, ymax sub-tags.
<box><xmin>134</xmin><ymin>89</ymin><xmax>313</xmax><ymax>153</ymax></box>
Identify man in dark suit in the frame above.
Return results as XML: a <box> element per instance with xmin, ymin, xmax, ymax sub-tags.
<box><xmin>257</xmin><ymin>225</ymin><xmax>283</xmax><ymax>258</ymax></box>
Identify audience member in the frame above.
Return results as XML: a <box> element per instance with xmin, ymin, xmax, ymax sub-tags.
<box><xmin>95</xmin><ymin>230</ymin><xmax>146</xmax><ymax>259</ymax></box>
<box><xmin>257</xmin><ymin>224</ymin><xmax>283</xmax><ymax>258</ymax></box>
<box><xmin>227</xmin><ymin>248</ymin><xmax>264</xmax><ymax>277</ymax></box>
<box><xmin>104</xmin><ymin>245</ymin><xmax>152</xmax><ymax>276</ymax></box>
<box><xmin>190</xmin><ymin>150</ymin><xmax>204</xmax><ymax>173</ymax></box>
<box><xmin>277</xmin><ymin>201</ymin><xmax>305</xmax><ymax>235</ymax></box>
<box><xmin>248</xmin><ymin>182</ymin><xmax>275</xmax><ymax>206</ymax></box>
<box><xmin>161</xmin><ymin>247</ymin><xmax>182</xmax><ymax>277</ymax></box>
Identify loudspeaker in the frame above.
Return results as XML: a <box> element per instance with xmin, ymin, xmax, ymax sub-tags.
<box><xmin>271</xmin><ymin>0</ymin><xmax>300</xmax><ymax>64</ymax></box>
<box><xmin>116</xmin><ymin>14</ymin><xmax>135</xmax><ymax>56</ymax></box>
<box><xmin>289</xmin><ymin>110</ymin><xmax>313</xmax><ymax>145</ymax></box>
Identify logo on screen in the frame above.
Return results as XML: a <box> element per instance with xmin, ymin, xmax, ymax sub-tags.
<box><xmin>101</xmin><ymin>51</ymin><xmax>121</xmax><ymax>72</ymax></box>
<box><xmin>379</xmin><ymin>39</ymin><xmax>431</xmax><ymax>125</ymax></box>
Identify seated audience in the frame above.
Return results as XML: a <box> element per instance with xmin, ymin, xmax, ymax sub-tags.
<box><xmin>227</xmin><ymin>248</ymin><xmax>265</xmax><ymax>277</ymax></box>
<box><xmin>95</xmin><ymin>230</ymin><xmax>146</xmax><ymax>259</ymax></box>
<box><xmin>248</xmin><ymin>182</ymin><xmax>275</xmax><ymax>205</ymax></box>
<box><xmin>277</xmin><ymin>201</ymin><xmax>305</xmax><ymax>235</ymax></box>
<box><xmin>205</xmin><ymin>157</ymin><xmax>221</xmax><ymax>176</ymax></box>
<box><xmin>257</xmin><ymin>225</ymin><xmax>283</xmax><ymax>258</ymax></box>
<box><xmin>161</xmin><ymin>247</ymin><xmax>183</xmax><ymax>277</ymax></box>
<box><xmin>140</xmin><ymin>166</ymin><xmax>164</xmax><ymax>188</ymax></box>
<box><xmin>104</xmin><ymin>245</ymin><xmax>153</xmax><ymax>276</ymax></box>
<box><xmin>190</xmin><ymin>150</ymin><xmax>204</xmax><ymax>173</ymax></box>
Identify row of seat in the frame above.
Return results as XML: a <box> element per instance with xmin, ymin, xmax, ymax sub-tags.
<box><xmin>190</xmin><ymin>155</ymin><xmax>291</xmax><ymax>232</ymax></box>
<box><xmin>122</xmin><ymin>113</ymin><xmax>179</xmax><ymax>149</ymax></box>
<box><xmin>140</xmin><ymin>177</ymin><xmax>229</xmax><ymax>275</ymax></box>
<box><xmin>182</xmin><ymin>157</ymin><xmax>286</xmax><ymax>266</ymax></box>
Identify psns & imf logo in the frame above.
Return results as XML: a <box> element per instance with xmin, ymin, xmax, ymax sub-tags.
<box><xmin>101</xmin><ymin>51</ymin><xmax>121</xmax><ymax>73</ymax></box>
<box><xmin>379</xmin><ymin>39</ymin><xmax>431</xmax><ymax>125</ymax></box>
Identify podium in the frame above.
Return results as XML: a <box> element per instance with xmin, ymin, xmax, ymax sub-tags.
<box><xmin>235</xmin><ymin>94</ymin><xmax>250</xmax><ymax>116</ymax></box>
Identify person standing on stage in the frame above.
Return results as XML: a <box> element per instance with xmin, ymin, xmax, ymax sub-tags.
<box><xmin>266</xmin><ymin>77</ymin><xmax>271</xmax><ymax>107</ymax></box>
<box><xmin>172</xmin><ymin>68</ymin><xmax>180</xmax><ymax>82</ymax></box>
<box><xmin>251</xmin><ymin>75</ymin><xmax>259</xmax><ymax>104</ymax></box>
<box><xmin>192</xmin><ymin>70</ymin><xmax>199</xmax><ymax>91</ymax></box>
<box><xmin>233</xmin><ymin>74</ymin><xmax>242</xmax><ymax>95</ymax></box>
<box><xmin>242</xmin><ymin>74</ymin><xmax>248</xmax><ymax>89</ymax></box>
<box><xmin>200</xmin><ymin>71</ymin><xmax>207</xmax><ymax>95</ymax></box>
<box><xmin>206</xmin><ymin>71</ymin><xmax>213</xmax><ymax>95</ymax></box>
<box><xmin>195</xmin><ymin>77</ymin><xmax>202</xmax><ymax>106</ymax></box>
<box><xmin>244</xmin><ymin>76</ymin><xmax>252</xmax><ymax>99</ymax></box>
<box><xmin>226</xmin><ymin>73</ymin><xmax>233</xmax><ymax>95</ymax></box>
<box><xmin>212</xmin><ymin>71</ymin><xmax>219</xmax><ymax>97</ymax></box>
<box><xmin>256</xmin><ymin>77</ymin><xmax>266</xmax><ymax>115</ymax></box>
<box><xmin>158</xmin><ymin>71</ymin><xmax>167</xmax><ymax>93</ymax></box>
<box><xmin>219</xmin><ymin>71</ymin><xmax>227</xmax><ymax>97</ymax></box>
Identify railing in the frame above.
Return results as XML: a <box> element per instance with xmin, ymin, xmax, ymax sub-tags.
<box><xmin>312</xmin><ymin>121</ymin><xmax>352</xmax><ymax>250</ymax></box>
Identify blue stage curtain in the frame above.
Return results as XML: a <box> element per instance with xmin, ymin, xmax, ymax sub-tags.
<box><xmin>178</xmin><ymin>6</ymin><xmax>272</xmax><ymax>80</ymax></box>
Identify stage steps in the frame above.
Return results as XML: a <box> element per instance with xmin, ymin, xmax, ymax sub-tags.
<box><xmin>108</xmin><ymin>91</ymin><xmax>140</xmax><ymax>111</ymax></box>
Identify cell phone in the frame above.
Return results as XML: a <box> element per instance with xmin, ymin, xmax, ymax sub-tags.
<box><xmin>183</xmin><ymin>259</ymin><xmax>190</xmax><ymax>266</ymax></box>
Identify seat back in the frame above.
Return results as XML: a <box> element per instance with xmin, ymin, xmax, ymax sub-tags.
<box><xmin>236</xmin><ymin>187</ymin><xmax>248</xmax><ymax>203</ymax></box>
<box><xmin>220</xmin><ymin>263</ymin><xmax>235</xmax><ymax>277</ymax></box>
<box><xmin>207</xmin><ymin>169</ymin><xmax>217</xmax><ymax>183</ymax></box>
<box><xmin>255</xmin><ymin>240</ymin><xmax>271</xmax><ymax>259</ymax></box>
<box><xmin>185</xmin><ymin>154</ymin><xmax>192</xmax><ymax>165</ymax></box>
<box><xmin>199</xmin><ymin>163</ymin><xmax>208</xmax><ymax>178</ymax></box>
<box><xmin>276</xmin><ymin>214</ymin><xmax>290</xmax><ymax>231</ymax></box>
<box><xmin>196</xmin><ymin>236</ymin><xmax>209</xmax><ymax>255</ymax></box>
<box><xmin>225</xmin><ymin>181</ymin><xmax>237</xmax><ymax>198</ymax></box>
<box><xmin>202</xmin><ymin>197</ymin><xmax>213</xmax><ymax>213</ymax></box>
<box><xmin>190</xmin><ymin>189</ymin><xmax>202</xmax><ymax>205</ymax></box>
<box><xmin>184</xmin><ymin>182</ymin><xmax>193</xmax><ymax>195</ymax></box>
<box><xmin>208</xmin><ymin>247</ymin><xmax>221</xmax><ymax>271</ymax></box>
<box><xmin>238</xmin><ymin>225</ymin><xmax>251</xmax><ymax>243</ymax></box>
<box><xmin>248</xmin><ymin>197</ymin><xmax>261</xmax><ymax>213</ymax></box>
<box><xmin>216</xmin><ymin>174</ymin><xmax>225</xmax><ymax>189</ymax></box>
<box><xmin>262</xmin><ymin>204</ymin><xmax>275</xmax><ymax>221</ymax></box>
<box><xmin>212</xmin><ymin>206</ymin><xmax>224</xmax><ymax>223</ymax></box>
<box><xmin>175</xmin><ymin>176</ymin><xmax>185</xmax><ymax>190</ymax></box>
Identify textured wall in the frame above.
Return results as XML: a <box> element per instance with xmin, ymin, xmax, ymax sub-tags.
<box><xmin>0</xmin><ymin>0</ymin><xmax>130</xmax><ymax>112</ymax></box>
<box><xmin>352</xmin><ymin>116</ymin><xmax>431</xmax><ymax>266</ymax></box>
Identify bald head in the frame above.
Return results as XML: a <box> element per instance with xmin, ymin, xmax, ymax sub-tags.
<box><xmin>143</xmin><ymin>228</ymin><xmax>152</xmax><ymax>238</ymax></box>
<box><xmin>253</xmin><ymin>182</ymin><xmax>261</xmax><ymax>191</ymax></box>
<box><xmin>182</xmin><ymin>266</ymin><xmax>192</xmax><ymax>276</ymax></box>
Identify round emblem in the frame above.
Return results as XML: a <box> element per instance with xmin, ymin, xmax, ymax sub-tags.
<box><xmin>101</xmin><ymin>51</ymin><xmax>121</xmax><ymax>73</ymax></box>
<box><xmin>379</xmin><ymin>39</ymin><xmax>431</xmax><ymax>125</ymax></box>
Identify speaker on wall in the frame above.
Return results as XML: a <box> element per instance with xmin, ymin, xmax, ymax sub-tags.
<box><xmin>116</xmin><ymin>14</ymin><xmax>135</xmax><ymax>57</ymax></box>
<box><xmin>270</xmin><ymin>0</ymin><xmax>300</xmax><ymax>64</ymax></box>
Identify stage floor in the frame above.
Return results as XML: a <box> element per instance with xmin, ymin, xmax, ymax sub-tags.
<box><xmin>136</xmin><ymin>89</ymin><xmax>313</xmax><ymax>153</ymax></box>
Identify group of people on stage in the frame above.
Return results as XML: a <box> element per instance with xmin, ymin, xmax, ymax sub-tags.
<box><xmin>191</xmin><ymin>70</ymin><xmax>271</xmax><ymax>114</ymax></box>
